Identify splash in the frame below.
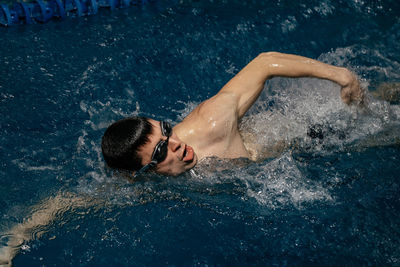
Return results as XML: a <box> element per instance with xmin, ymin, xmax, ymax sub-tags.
<box><xmin>186</xmin><ymin>154</ymin><xmax>333</xmax><ymax>209</ymax></box>
<box><xmin>71</xmin><ymin>44</ymin><xmax>400</xmax><ymax>211</ymax></box>
<box><xmin>239</xmin><ymin>48</ymin><xmax>400</xmax><ymax>161</ymax></box>
<box><xmin>242</xmin><ymin>153</ymin><xmax>333</xmax><ymax>209</ymax></box>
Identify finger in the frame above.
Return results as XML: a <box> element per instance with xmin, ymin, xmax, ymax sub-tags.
<box><xmin>341</xmin><ymin>88</ymin><xmax>351</xmax><ymax>105</ymax></box>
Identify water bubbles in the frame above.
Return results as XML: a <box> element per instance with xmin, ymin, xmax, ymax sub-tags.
<box><xmin>313</xmin><ymin>0</ymin><xmax>335</xmax><ymax>16</ymax></box>
<box><xmin>224</xmin><ymin>62</ymin><xmax>238</xmax><ymax>75</ymax></box>
<box><xmin>238</xmin><ymin>47</ymin><xmax>400</xmax><ymax>163</ymax></box>
<box><xmin>188</xmin><ymin>154</ymin><xmax>334</xmax><ymax>210</ymax></box>
<box><xmin>281</xmin><ymin>16</ymin><xmax>298</xmax><ymax>33</ymax></box>
<box><xmin>175</xmin><ymin>101</ymin><xmax>200</xmax><ymax>122</ymax></box>
<box><xmin>20</xmin><ymin>244</ymin><xmax>30</xmax><ymax>252</ymax></box>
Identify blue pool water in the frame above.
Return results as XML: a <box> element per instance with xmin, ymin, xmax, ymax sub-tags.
<box><xmin>1</xmin><ymin>0</ymin><xmax>400</xmax><ymax>265</ymax></box>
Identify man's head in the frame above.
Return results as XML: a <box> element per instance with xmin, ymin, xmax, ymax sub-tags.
<box><xmin>101</xmin><ymin>117</ymin><xmax>197</xmax><ymax>176</ymax></box>
<box><xmin>101</xmin><ymin>116</ymin><xmax>153</xmax><ymax>172</ymax></box>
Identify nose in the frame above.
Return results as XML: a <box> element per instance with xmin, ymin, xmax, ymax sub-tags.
<box><xmin>168</xmin><ymin>136</ymin><xmax>182</xmax><ymax>152</ymax></box>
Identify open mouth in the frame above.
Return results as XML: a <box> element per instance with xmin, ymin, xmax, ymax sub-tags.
<box><xmin>182</xmin><ymin>145</ymin><xmax>194</xmax><ymax>162</ymax></box>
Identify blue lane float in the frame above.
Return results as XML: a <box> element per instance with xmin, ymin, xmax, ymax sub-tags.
<box><xmin>0</xmin><ymin>0</ymin><xmax>154</xmax><ymax>26</ymax></box>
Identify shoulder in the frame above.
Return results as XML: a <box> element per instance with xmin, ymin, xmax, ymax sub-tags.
<box><xmin>198</xmin><ymin>91</ymin><xmax>239</xmax><ymax>117</ymax></box>
<box><xmin>189</xmin><ymin>92</ymin><xmax>240</xmax><ymax>130</ymax></box>
<box><xmin>174</xmin><ymin>92</ymin><xmax>239</xmax><ymax>144</ymax></box>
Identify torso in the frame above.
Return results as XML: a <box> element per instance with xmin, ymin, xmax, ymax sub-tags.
<box><xmin>173</xmin><ymin>93</ymin><xmax>249</xmax><ymax>160</ymax></box>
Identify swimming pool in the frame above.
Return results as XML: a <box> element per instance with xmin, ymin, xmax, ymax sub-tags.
<box><xmin>1</xmin><ymin>0</ymin><xmax>400</xmax><ymax>265</ymax></box>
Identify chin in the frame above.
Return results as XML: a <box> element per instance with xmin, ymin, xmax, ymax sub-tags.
<box><xmin>185</xmin><ymin>156</ymin><xmax>198</xmax><ymax>171</ymax></box>
<box><xmin>158</xmin><ymin>156</ymin><xmax>198</xmax><ymax>176</ymax></box>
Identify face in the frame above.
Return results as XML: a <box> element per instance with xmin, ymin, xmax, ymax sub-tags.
<box><xmin>138</xmin><ymin>119</ymin><xmax>198</xmax><ymax>176</ymax></box>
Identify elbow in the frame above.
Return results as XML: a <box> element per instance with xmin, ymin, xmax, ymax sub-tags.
<box><xmin>255</xmin><ymin>52</ymin><xmax>281</xmax><ymax>79</ymax></box>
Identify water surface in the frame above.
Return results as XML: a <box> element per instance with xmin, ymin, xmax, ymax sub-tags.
<box><xmin>1</xmin><ymin>0</ymin><xmax>400</xmax><ymax>265</ymax></box>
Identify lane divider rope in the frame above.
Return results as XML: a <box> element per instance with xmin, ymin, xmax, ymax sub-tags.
<box><xmin>1</xmin><ymin>0</ymin><xmax>155</xmax><ymax>26</ymax></box>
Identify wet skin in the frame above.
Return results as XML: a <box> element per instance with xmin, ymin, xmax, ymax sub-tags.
<box><xmin>138</xmin><ymin>119</ymin><xmax>198</xmax><ymax>176</ymax></box>
<box><xmin>138</xmin><ymin>52</ymin><xmax>363</xmax><ymax>176</ymax></box>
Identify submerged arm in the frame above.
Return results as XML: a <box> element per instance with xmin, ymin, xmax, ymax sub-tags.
<box><xmin>0</xmin><ymin>192</ymin><xmax>100</xmax><ymax>266</ymax></box>
<box><xmin>219</xmin><ymin>52</ymin><xmax>363</xmax><ymax>119</ymax></box>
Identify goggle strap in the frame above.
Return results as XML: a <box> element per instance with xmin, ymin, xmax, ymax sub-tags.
<box><xmin>133</xmin><ymin>161</ymin><xmax>157</xmax><ymax>178</ymax></box>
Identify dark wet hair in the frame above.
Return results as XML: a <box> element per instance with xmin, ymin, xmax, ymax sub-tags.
<box><xmin>101</xmin><ymin>116</ymin><xmax>153</xmax><ymax>171</ymax></box>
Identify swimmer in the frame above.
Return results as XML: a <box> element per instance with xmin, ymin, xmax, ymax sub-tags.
<box><xmin>0</xmin><ymin>52</ymin><xmax>366</xmax><ymax>266</ymax></box>
<box><xmin>102</xmin><ymin>52</ymin><xmax>364</xmax><ymax>176</ymax></box>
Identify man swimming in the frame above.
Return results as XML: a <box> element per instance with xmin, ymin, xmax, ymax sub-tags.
<box><xmin>101</xmin><ymin>52</ymin><xmax>363</xmax><ymax>176</ymax></box>
<box><xmin>0</xmin><ymin>52</ymin><xmax>366</xmax><ymax>266</ymax></box>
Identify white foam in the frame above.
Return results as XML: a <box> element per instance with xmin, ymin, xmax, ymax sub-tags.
<box><xmin>239</xmin><ymin>46</ymin><xmax>400</xmax><ymax>160</ymax></box>
<box><xmin>190</xmin><ymin>154</ymin><xmax>334</xmax><ymax>209</ymax></box>
<box><xmin>243</xmin><ymin>153</ymin><xmax>333</xmax><ymax>208</ymax></box>
<box><xmin>25</xmin><ymin>166</ymin><xmax>62</xmax><ymax>172</ymax></box>
<box><xmin>11</xmin><ymin>159</ymin><xmax>62</xmax><ymax>172</ymax></box>
<box><xmin>71</xmin><ymin>45</ymin><xmax>400</xmax><ymax>209</ymax></box>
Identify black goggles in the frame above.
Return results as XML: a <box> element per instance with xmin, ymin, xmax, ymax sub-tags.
<box><xmin>135</xmin><ymin>121</ymin><xmax>172</xmax><ymax>175</ymax></box>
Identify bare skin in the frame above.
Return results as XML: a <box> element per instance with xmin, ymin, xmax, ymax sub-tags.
<box><xmin>0</xmin><ymin>192</ymin><xmax>102</xmax><ymax>267</ymax></box>
<box><xmin>0</xmin><ymin>52</ymin><xmax>364</xmax><ymax>266</ymax></box>
<box><xmin>139</xmin><ymin>52</ymin><xmax>363</xmax><ymax>175</ymax></box>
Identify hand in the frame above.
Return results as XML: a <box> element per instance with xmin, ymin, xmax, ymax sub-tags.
<box><xmin>339</xmin><ymin>69</ymin><xmax>364</xmax><ymax>105</ymax></box>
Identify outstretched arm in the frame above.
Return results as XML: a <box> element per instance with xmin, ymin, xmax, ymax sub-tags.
<box><xmin>219</xmin><ymin>52</ymin><xmax>363</xmax><ymax>119</ymax></box>
<box><xmin>0</xmin><ymin>192</ymin><xmax>101</xmax><ymax>267</ymax></box>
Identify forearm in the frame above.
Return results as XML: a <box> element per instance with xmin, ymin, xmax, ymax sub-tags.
<box><xmin>263</xmin><ymin>52</ymin><xmax>352</xmax><ymax>87</ymax></box>
<box><xmin>218</xmin><ymin>52</ymin><xmax>361</xmax><ymax>119</ymax></box>
<box><xmin>0</xmin><ymin>192</ymin><xmax>98</xmax><ymax>266</ymax></box>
